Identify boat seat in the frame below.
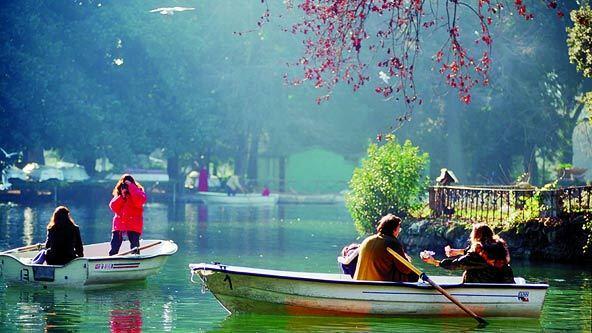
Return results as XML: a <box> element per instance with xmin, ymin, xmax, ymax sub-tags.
<box><xmin>514</xmin><ymin>277</ymin><xmax>526</xmax><ymax>285</ymax></box>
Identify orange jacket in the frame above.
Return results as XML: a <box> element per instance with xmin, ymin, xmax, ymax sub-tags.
<box><xmin>109</xmin><ymin>182</ymin><xmax>146</xmax><ymax>234</ymax></box>
<box><xmin>354</xmin><ymin>233</ymin><xmax>418</xmax><ymax>282</ymax></box>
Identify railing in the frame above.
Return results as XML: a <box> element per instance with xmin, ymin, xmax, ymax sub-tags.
<box><xmin>428</xmin><ymin>185</ymin><xmax>592</xmax><ymax>222</ymax></box>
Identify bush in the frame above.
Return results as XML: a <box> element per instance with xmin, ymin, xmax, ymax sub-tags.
<box><xmin>345</xmin><ymin>135</ymin><xmax>429</xmax><ymax>235</ymax></box>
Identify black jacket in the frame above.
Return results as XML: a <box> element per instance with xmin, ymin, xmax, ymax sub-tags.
<box><xmin>45</xmin><ymin>224</ymin><xmax>84</xmax><ymax>265</ymax></box>
<box><xmin>439</xmin><ymin>241</ymin><xmax>514</xmax><ymax>284</ymax></box>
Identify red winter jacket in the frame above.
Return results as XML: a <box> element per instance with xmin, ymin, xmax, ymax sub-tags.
<box><xmin>109</xmin><ymin>182</ymin><xmax>146</xmax><ymax>234</ymax></box>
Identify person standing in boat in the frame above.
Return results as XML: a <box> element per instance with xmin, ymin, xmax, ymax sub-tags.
<box><xmin>32</xmin><ymin>206</ymin><xmax>84</xmax><ymax>265</ymax></box>
<box><xmin>422</xmin><ymin>223</ymin><xmax>515</xmax><ymax>283</ymax></box>
<box><xmin>109</xmin><ymin>174</ymin><xmax>146</xmax><ymax>255</ymax></box>
<box><xmin>197</xmin><ymin>165</ymin><xmax>209</xmax><ymax>192</ymax></box>
<box><xmin>354</xmin><ymin>214</ymin><xmax>419</xmax><ymax>282</ymax></box>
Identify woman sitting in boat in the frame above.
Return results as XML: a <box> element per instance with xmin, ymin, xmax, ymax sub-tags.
<box><xmin>33</xmin><ymin>206</ymin><xmax>84</xmax><ymax>265</ymax></box>
<box><xmin>422</xmin><ymin>223</ymin><xmax>515</xmax><ymax>283</ymax></box>
<box><xmin>354</xmin><ymin>214</ymin><xmax>419</xmax><ymax>282</ymax></box>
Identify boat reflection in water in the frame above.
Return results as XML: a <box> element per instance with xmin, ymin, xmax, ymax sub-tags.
<box><xmin>3</xmin><ymin>288</ymin><xmax>85</xmax><ymax>331</ymax></box>
<box><xmin>110</xmin><ymin>299</ymin><xmax>142</xmax><ymax>333</ymax></box>
<box><xmin>214</xmin><ymin>313</ymin><xmax>542</xmax><ymax>332</ymax></box>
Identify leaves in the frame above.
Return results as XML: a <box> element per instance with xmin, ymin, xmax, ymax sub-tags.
<box><xmin>567</xmin><ymin>5</ymin><xmax>592</xmax><ymax>78</ymax></box>
<box><xmin>345</xmin><ymin>136</ymin><xmax>429</xmax><ymax>235</ymax></box>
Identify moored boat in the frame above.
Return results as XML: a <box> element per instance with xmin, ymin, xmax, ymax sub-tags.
<box><xmin>189</xmin><ymin>263</ymin><xmax>548</xmax><ymax>317</ymax></box>
<box><xmin>277</xmin><ymin>193</ymin><xmax>343</xmax><ymax>204</ymax></box>
<box><xmin>183</xmin><ymin>191</ymin><xmax>279</xmax><ymax>205</ymax></box>
<box><xmin>0</xmin><ymin>240</ymin><xmax>178</xmax><ymax>289</ymax></box>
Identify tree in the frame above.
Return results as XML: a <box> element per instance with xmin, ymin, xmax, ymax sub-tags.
<box><xmin>567</xmin><ymin>4</ymin><xmax>592</xmax><ymax>119</ymax></box>
<box><xmin>345</xmin><ymin>135</ymin><xmax>429</xmax><ymax>235</ymax></box>
<box><xmin>262</xmin><ymin>0</ymin><xmax>571</xmax><ymax>123</ymax></box>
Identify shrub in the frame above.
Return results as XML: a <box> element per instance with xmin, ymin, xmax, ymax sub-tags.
<box><xmin>346</xmin><ymin>135</ymin><xmax>429</xmax><ymax>235</ymax></box>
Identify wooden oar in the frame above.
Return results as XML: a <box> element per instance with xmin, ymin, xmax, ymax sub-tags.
<box><xmin>117</xmin><ymin>241</ymin><xmax>162</xmax><ymax>256</ymax></box>
<box><xmin>1</xmin><ymin>243</ymin><xmax>43</xmax><ymax>254</ymax></box>
<box><xmin>387</xmin><ymin>248</ymin><xmax>487</xmax><ymax>325</ymax></box>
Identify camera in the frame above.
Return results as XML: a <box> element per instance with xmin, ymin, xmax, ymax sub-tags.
<box><xmin>120</xmin><ymin>183</ymin><xmax>128</xmax><ymax>191</ymax></box>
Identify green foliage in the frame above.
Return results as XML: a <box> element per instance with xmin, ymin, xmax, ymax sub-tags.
<box><xmin>567</xmin><ymin>5</ymin><xmax>592</xmax><ymax>78</ymax></box>
<box><xmin>345</xmin><ymin>135</ymin><xmax>429</xmax><ymax>235</ymax></box>
<box><xmin>583</xmin><ymin>214</ymin><xmax>592</xmax><ymax>254</ymax></box>
<box><xmin>582</xmin><ymin>91</ymin><xmax>592</xmax><ymax>120</ymax></box>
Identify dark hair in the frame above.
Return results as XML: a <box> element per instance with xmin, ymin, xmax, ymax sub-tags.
<box><xmin>112</xmin><ymin>174</ymin><xmax>144</xmax><ymax>196</ymax></box>
<box><xmin>47</xmin><ymin>206</ymin><xmax>76</xmax><ymax>230</ymax></box>
<box><xmin>376</xmin><ymin>214</ymin><xmax>402</xmax><ymax>236</ymax></box>
<box><xmin>470</xmin><ymin>223</ymin><xmax>499</xmax><ymax>250</ymax></box>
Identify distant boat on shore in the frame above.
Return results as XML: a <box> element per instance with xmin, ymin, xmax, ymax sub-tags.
<box><xmin>277</xmin><ymin>193</ymin><xmax>344</xmax><ymax>204</ymax></box>
<box><xmin>182</xmin><ymin>191</ymin><xmax>278</xmax><ymax>205</ymax></box>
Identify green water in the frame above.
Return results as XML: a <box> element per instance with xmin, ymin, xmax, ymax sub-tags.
<box><xmin>0</xmin><ymin>202</ymin><xmax>590</xmax><ymax>332</ymax></box>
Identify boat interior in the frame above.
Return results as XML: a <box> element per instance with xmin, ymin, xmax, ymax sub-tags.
<box><xmin>190</xmin><ymin>264</ymin><xmax>529</xmax><ymax>286</ymax></box>
<box><xmin>3</xmin><ymin>239</ymin><xmax>177</xmax><ymax>265</ymax></box>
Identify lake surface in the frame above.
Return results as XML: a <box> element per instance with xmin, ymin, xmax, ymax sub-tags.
<box><xmin>0</xmin><ymin>201</ymin><xmax>590</xmax><ymax>332</ymax></box>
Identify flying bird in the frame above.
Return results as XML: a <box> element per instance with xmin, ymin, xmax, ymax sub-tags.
<box><xmin>149</xmin><ymin>7</ymin><xmax>195</xmax><ymax>15</ymax></box>
<box><xmin>0</xmin><ymin>147</ymin><xmax>21</xmax><ymax>159</ymax></box>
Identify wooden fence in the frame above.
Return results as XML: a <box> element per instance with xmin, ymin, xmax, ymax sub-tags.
<box><xmin>428</xmin><ymin>185</ymin><xmax>592</xmax><ymax>222</ymax></box>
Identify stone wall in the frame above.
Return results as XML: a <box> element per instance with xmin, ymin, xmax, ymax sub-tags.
<box><xmin>399</xmin><ymin>215</ymin><xmax>591</xmax><ymax>261</ymax></box>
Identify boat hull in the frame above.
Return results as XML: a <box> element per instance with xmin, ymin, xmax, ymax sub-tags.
<box><xmin>277</xmin><ymin>194</ymin><xmax>343</xmax><ymax>205</ymax></box>
<box><xmin>0</xmin><ymin>240</ymin><xmax>177</xmax><ymax>289</ymax></box>
<box><xmin>190</xmin><ymin>263</ymin><xmax>547</xmax><ymax>317</ymax></box>
<box><xmin>184</xmin><ymin>192</ymin><xmax>278</xmax><ymax>205</ymax></box>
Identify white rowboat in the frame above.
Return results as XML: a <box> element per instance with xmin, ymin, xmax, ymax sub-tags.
<box><xmin>184</xmin><ymin>192</ymin><xmax>279</xmax><ymax>205</ymax></box>
<box><xmin>190</xmin><ymin>263</ymin><xmax>548</xmax><ymax>317</ymax></box>
<box><xmin>0</xmin><ymin>240</ymin><xmax>177</xmax><ymax>289</ymax></box>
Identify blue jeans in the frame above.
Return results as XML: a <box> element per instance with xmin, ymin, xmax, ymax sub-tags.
<box><xmin>109</xmin><ymin>231</ymin><xmax>141</xmax><ymax>255</ymax></box>
<box><xmin>32</xmin><ymin>250</ymin><xmax>46</xmax><ymax>264</ymax></box>
<box><xmin>226</xmin><ymin>185</ymin><xmax>237</xmax><ymax>196</ymax></box>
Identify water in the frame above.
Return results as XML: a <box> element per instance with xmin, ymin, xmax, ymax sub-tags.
<box><xmin>0</xmin><ymin>202</ymin><xmax>590</xmax><ymax>332</ymax></box>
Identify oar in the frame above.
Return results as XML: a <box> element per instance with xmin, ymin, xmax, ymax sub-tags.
<box><xmin>387</xmin><ymin>248</ymin><xmax>487</xmax><ymax>325</ymax></box>
<box><xmin>117</xmin><ymin>241</ymin><xmax>162</xmax><ymax>256</ymax></box>
<box><xmin>1</xmin><ymin>243</ymin><xmax>43</xmax><ymax>254</ymax></box>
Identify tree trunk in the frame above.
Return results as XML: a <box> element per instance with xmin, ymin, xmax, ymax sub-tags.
<box><xmin>24</xmin><ymin>146</ymin><xmax>44</xmax><ymax>165</ymax></box>
<box><xmin>167</xmin><ymin>155</ymin><xmax>179</xmax><ymax>181</ymax></box>
<box><xmin>234</xmin><ymin>134</ymin><xmax>247</xmax><ymax>177</ymax></box>
<box><xmin>80</xmin><ymin>156</ymin><xmax>96</xmax><ymax>177</ymax></box>
<box><xmin>247</xmin><ymin>131</ymin><xmax>260</xmax><ymax>188</ymax></box>
<box><xmin>522</xmin><ymin>147</ymin><xmax>538</xmax><ymax>185</ymax></box>
<box><xmin>278</xmin><ymin>156</ymin><xmax>286</xmax><ymax>193</ymax></box>
<box><xmin>444</xmin><ymin>94</ymin><xmax>466</xmax><ymax>180</ymax></box>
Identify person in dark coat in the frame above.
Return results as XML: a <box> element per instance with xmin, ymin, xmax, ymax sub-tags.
<box><xmin>422</xmin><ymin>223</ymin><xmax>514</xmax><ymax>283</ymax></box>
<box><xmin>33</xmin><ymin>206</ymin><xmax>84</xmax><ymax>265</ymax></box>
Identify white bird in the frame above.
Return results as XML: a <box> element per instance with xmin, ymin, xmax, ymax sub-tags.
<box><xmin>149</xmin><ymin>7</ymin><xmax>195</xmax><ymax>15</ymax></box>
<box><xmin>0</xmin><ymin>147</ymin><xmax>21</xmax><ymax>159</ymax></box>
<box><xmin>378</xmin><ymin>71</ymin><xmax>391</xmax><ymax>84</ymax></box>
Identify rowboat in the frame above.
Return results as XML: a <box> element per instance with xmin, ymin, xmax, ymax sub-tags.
<box><xmin>0</xmin><ymin>239</ymin><xmax>178</xmax><ymax>289</ymax></box>
<box><xmin>183</xmin><ymin>191</ymin><xmax>279</xmax><ymax>205</ymax></box>
<box><xmin>189</xmin><ymin>263</ymin><xmax>548</xmax><ymax>317</ymax></box>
